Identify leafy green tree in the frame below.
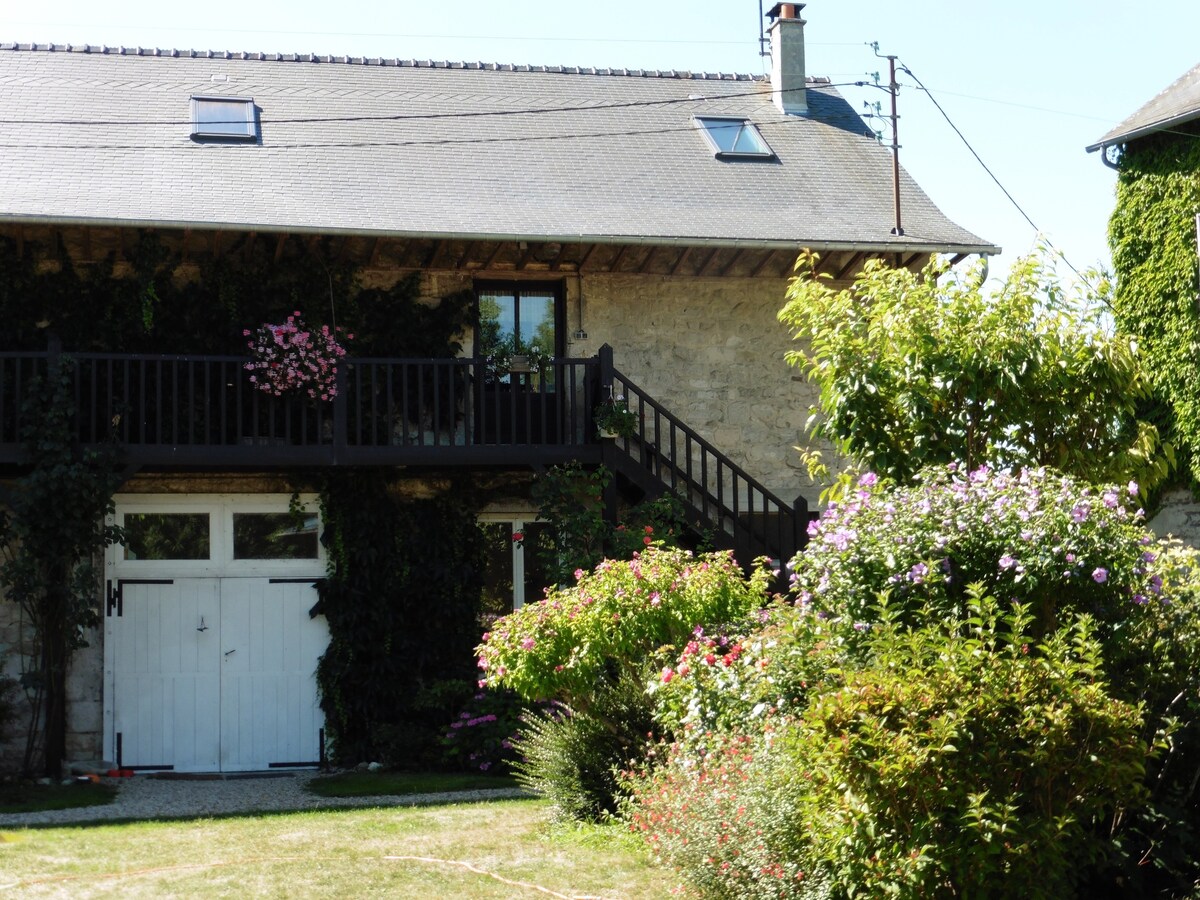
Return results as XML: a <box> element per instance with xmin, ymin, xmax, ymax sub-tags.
<box><xmin>778</xmin><ymin>252</ymin><xmax>1165</xmax><ymax>497</ymax></box>
<box><xmin>0</xmin><ymin>360</ymin><xmax>124</xmax><ymax>776</ymax></box>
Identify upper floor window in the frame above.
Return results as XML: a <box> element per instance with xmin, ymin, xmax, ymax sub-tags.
<box><xmin>694</xmin><ymin>116</ymin><xmax>774</xmax><ymax>159</ymax></box>
<box><xmin>476</xmin><ymin>281</ymin><xmax>564</xmax><ymax>380</ymax></box>
<box><xmin>190</xmin><ymin>96</ymin><xmax>258</xmax><ymax>141</ymax></box>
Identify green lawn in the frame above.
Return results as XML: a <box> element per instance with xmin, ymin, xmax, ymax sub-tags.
<box><xmin>0</xmin><ymin>781</ymin><xmax>117</xmax><ymax>815</ymax></box>
<box><xmin>306</xmin><ymin>770</ymin><xmax>519</xmax><ymax>798</ymax></box>
<box><xmin>0</xmin><ymin>798</ymin><xmax>676</xmax><ymax>898</ymax></box>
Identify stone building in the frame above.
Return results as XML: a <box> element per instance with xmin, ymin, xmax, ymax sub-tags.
<box><xmin>0</xmin><ymin>4</ymin><xmax>993</xmax><ymax>773</ymax></box>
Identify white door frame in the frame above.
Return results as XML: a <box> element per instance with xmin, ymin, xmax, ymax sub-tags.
<box><xmin>104</xmin><ymin>494</ymin><xmax>326</xmax><ymax>772</ymax></box>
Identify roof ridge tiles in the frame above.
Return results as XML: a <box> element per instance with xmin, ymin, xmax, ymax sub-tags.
<box><xmin>0</xmin><ymin>41</ymin><xmax>774</xmax><ymax>80</ymax></box>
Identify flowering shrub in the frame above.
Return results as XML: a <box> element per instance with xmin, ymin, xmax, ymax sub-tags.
<box><xmin>477</xmin><ymin>546</ymin><xmax>771</xmax><ymax>708</ymax></box>
<box><xmin>647</xmin><ymin>612</ymin><xmax>829</xmax><ymax>756</ymax></box>
<box><xmin>244</xmin><ymin>311</ymin><xmax>351</xmax><ymax>400</ymax></box>
<box><xmin>791</xmin><ymin>465</ymin><xmax>1158</xmax><ymax>638</ymax></box>
<box><xmin>440</xmin><ymin>688</ymin><xmax>536</xmax><ymax>774</ymax></box>
<box><xmin>623</xmin><ymin>730</ymin><xmax>815</xmax><ymax>899</ymax></box>
<box><xmin>628</xmin><ymin>593</ymin><xmax>1148</xmax><ymax>899</ymax></box>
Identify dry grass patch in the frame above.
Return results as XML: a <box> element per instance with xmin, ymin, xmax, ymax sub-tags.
<box><xmin>0</xmin><ymin>798</ymin><xmax>675</xmax><ymax>898</ymax></box>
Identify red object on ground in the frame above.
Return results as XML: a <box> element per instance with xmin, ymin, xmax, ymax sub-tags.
<box><xmin>120</xmin><ymin>769</ymin><xmax>135</xmax><ymax>778</ymax></box>
<box><xmin>106</xmin><ymin>769</ymin><xmax>121</xmax><ymax>778</ymax></box>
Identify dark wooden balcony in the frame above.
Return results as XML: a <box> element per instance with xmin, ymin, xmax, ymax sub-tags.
<box><xmin>0</xmin><ymin>344</ymin><xmax>812</xmax><ymax>572</ymax></box>
<box><xmin>0</xmin><ymin>350</ymin><xmax>604</xmax><ymax>468</ymax></box>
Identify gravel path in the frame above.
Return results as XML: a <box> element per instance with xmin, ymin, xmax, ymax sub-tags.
<box><xmin>0</xmin><ymin>773</ymin><xmax>528</xmax><ymax>828</ymax></box>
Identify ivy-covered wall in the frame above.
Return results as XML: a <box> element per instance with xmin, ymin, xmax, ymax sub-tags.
<box><xmin>314</xmin><ymin>471</ymin><xmax>488</xmax><ymax>766</ymax></box>
<box><xmin>1109</xmin><ymin>121</ymin><xmax>1200</xmax><ymax>487</ymax></box>
<box><xmin>0</xmin><ymin>233</ymin><xmax>473</xmax><ymax>356</ymax></box>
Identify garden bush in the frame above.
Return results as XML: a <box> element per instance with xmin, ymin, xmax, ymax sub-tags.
<box><xmin>479</xmin><ymin>546</ymin><xmax>770</xmax><ymax>820</ymax></box>
<box><xmin>631</xmin><ymin>594</ymin><xmax>1148</xmax><ymax>899</ymax></box>
<box><xmin>477</xmin><ymin>546</ymin><xmax>771</xmax><ymax>711</ymax></box>
<box><xmin>439</xmin><ymin>687</ymin><xmax>534</xmax><ymax>774</ymax></box>
<box><xmin>625</xmin><ymin>464</ymin><xmax>1200</xmax><ymax>898</ymax></box>
<box><xmin>512</xmin><ymin>674</ymin><xmax>654</xmax><ymax>822</ymax></box>
<box><xmin>790</xmin><ymin>465</ymin><xmax>1158</xmax><ymax>644</ymax></box>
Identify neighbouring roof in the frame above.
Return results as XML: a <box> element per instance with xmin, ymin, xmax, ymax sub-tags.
<box><xmin>0</xmin><ymin>43</ymin><xmax>996</xmax><ymax>254</ymax></box>
<box><xmin>1087</xmin><ymin>61</ymin><xmax>1200</xmax><ymax>153</ymax></box>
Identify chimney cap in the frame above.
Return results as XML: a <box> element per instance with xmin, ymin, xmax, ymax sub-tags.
<box><xmin>766</xmin><ymin>2</ymin><xmax>806</xmax><ymax>22</ymax></box>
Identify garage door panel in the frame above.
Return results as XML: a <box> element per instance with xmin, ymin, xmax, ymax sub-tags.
<box><xmin>113</xmin><ymin>579</ymin><xmax>221</xmax><ymax>770</ymax></box>
<box><xmin>109</xmin><ymin>496</ymin><xmax>327</xmax><ymax>773</ymax></box>
<box><xmin>220</xmin><ymin>579</ymin><xmax>326</xmax><ymax>771</ymax></box>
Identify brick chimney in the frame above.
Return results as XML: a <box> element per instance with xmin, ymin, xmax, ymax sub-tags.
<box><xmin>766</xmin><ymin>2</ymin><xmax>807</xmax><ymax>115</ymax></box>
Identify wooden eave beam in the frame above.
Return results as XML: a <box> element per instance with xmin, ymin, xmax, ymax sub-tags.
<box><xmin>15</xmin><ymin>225</ymin><xmax>24</xmax><ymax>259</ymax></box>
<box><xmin>578</xmin><ymin>243</ymin><xmax>601</xmax><ymax>273</ymax></box>
<box><xmin>669</xmin><ymin>246</ymin><xmax>691</xmax><ymax>276</ymax></box>
<box><xmin>718</xmin><ymin>248</ymin><xmax>744</xmax><ymax>277</ymax></box>
<box><xmin>835</xmin><ymin>251</ymin><xmax>866</xmax><ymax>281</ymax></box>
<box><xmin>608</xmin><ymin>244</ymin><xmax>632</xmax><ymax>273</ymax></box>
<box><xmin>422</xmin><ymin>239</ymin><xmax>445</xmax><ymax>269</ymax></box>
<box><xmin>242</xmin><ymin>231</ymin><xmax>258</xmax><ymax>261</ymax></box>
<box><xmin>482</xmin><ymin>241</ymin><xmax>508</xmax><ymax>271</ymax></box>
<box><xmin>948</xmin><ymin>253</ymin><xmax>967</xmax><ymax>266</ymax></box>
<box><xmin>900</xmin><ymin>252</ymin><xmax>923</xmax><ymax>270</ymax></box>
<box><xmin>367</xmin><ymin>237</ymin><xmax>382</xmax><ymax>267</ymax></box>
<box><xmin>181</xmin><ymin>228</ymin><xmax>192</xmax><ymax>265</ymax></box>
<box><xmin>273</xmin><ymin>233</ymin><xmax>288</xmax><ymax>263</ymax></box>
<box><xmin>82</xmin><ymin>227</ymin><xmax>93</xmax><ymax>263</ymax></box>
<box><xmin>639</xmin><ymin>246</ymin><xmax>659</xmax><ymax>274</ymax></box>
<box><xmin>515</xmin><ymin>243</ymin><xmax>536</xmax><ymax>270</ymax></box>
<box><xmin>749</xmin><ymin>249</ymin><xmax>778</xmax><ymax>278</ymax></box>
<box><xmin>695</xmin><ymin>246</ymin><xmax>721</xmax><ymax>276</ymax></box>
<box><xmin>455</xmin><ymin>244</ymin><xmax>475</xmax><ymax>269</ymax></box>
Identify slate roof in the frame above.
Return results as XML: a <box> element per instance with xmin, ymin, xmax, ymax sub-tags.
<box><xmin>0</xmin><ymin>43</ymin><xmax>995</xmax><ymax>254</ymax></box>
<box><xmin>1087</xmin><ymin>61</ymin><xmax>1200</xmax><ymax>152</ymax></box>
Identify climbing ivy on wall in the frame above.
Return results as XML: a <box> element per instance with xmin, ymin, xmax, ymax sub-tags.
<box><xmin>0</xmin><ymin>233</ymin><xmax>476</xmax><ymax>356</ymax></box>
<box><xmin>314</xmin><ymin>471</ymin><xmax>487</xmax><ymax>766</ymax></box>
<box><xmin>1110</xmin><ymin>122</ymin><xmax>1200</xmax><ymax>487</ymax></box>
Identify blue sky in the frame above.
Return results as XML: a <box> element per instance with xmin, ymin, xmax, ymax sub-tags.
<box><xmin>8</xmin><ymin>1</ymin><xmax>1199</xmax><ymax>289</ymax></box>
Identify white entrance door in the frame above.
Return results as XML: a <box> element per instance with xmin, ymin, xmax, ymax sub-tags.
<box><xmin>111</xmin><ymin>577</ymin><xmax>327</xmax><ymax>772</ymax></box>
<box><xmin>218</xmin><ymin>579</ymin><xmax>329</xmax><ymax>771</ymax></box>
<box><xmin>111</xmin><ymin>579</ymin><xmax>222</xmax><ymax>771</ymax></box>
<box><xmin>106</xmin><ymin>494</ymin><xmax>328</xmax><ymax>773</ymax></box>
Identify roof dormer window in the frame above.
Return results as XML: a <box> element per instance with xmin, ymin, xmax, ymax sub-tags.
<box><xmin>694</xmin><ymin>116</ymin><xmax>774</xmax><ymax>160</ymax></box>
<box><xmin>190</xmin><ymin>96</ymin><xmax>258</xmax><ymax>141</ymax></box>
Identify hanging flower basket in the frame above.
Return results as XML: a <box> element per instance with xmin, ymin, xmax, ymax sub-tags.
<box><xmin>595</xmin><ymin>394</ymin><xmax>637</xmax><ymax>438</ymax></box>
<box><xmin>244</xmin><ymin>311</ymin><xmax>352</xmax><ymax>401</ymax></box>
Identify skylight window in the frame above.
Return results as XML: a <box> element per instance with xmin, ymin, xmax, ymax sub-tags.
<box><xmin>694</xmin><ymin>116</ymin><xmax>774</xmax><ymax>160</ymax></box>
<box><xmin>190</xmin><ymin>96</ymin><xmax>258</xmax><ymax>141</ymax></box>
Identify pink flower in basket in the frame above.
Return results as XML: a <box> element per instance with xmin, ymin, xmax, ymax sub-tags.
<box><xmin>244</xmin><ymin>311</ymin><xmax>351</xmax><ymax>399</ymax></box>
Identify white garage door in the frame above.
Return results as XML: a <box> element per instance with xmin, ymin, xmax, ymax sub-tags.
<box><xmin>105</xmin><ymin>496</ymin><xmax>328</xmax><ymax>773</ymax></box>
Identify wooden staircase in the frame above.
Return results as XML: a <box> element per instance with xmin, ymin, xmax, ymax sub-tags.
<box><xmin>597</xmin><ymin>345</ymin><xmax>813</xmax><ymax>574</ymax></box>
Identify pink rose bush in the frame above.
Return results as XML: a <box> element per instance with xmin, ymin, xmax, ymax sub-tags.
<box><xmin>244</xmin><ymin>311</ymin><xmax>351</xmax><ymax>400</ymax></box>
<box><xmin>476</xmin><ymin>546</ymin><xmax>771</xmax><ymax>709</ymax></box>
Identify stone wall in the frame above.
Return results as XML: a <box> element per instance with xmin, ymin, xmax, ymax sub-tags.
<box><xmin>366</xmin><ymin>267</ymin><xmax>833</xmax><ymax>508</ymax></box>
<box><xmin>1149</xmin><ymin>489</ymin><xmax>1200</xmax><ymax>546</ymax></box>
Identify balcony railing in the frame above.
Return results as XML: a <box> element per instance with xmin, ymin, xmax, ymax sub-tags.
<box><xmin>0</xmin><ymin>350</ymin><xmax>603</xmax><ymax>467</ymax></box>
